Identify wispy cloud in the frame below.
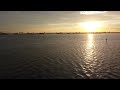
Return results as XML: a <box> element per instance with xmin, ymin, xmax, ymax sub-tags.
<box><xmin>80</xmin><ymin>11</ymin><xmax>108</xmax><ymax>15</ymax></box>
<box><xmin>48</xmin><ymin>23</ymin><xmax>79</xmax><ymax>26</ymax></box>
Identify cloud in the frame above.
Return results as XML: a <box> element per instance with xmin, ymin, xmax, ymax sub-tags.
<box><xmin>48</xmin><ymin>23</ymin><xmax>78</xmax><ymax>26</ymax></box>
<box><xmin>80</xmin><ymin>11</ymin><xmax>108</xmax><ymax>15</ymax></box>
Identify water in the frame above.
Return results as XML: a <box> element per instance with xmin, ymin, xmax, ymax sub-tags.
<box><xmin>0</xmin><ymin>33</ymin><xmax>120</xmax><ymax>79</ymax></box>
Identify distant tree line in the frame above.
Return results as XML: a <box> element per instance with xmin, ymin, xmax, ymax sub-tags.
<box><xmin>0</xmin><ymin>32</ymin><xmax>119</xmax><ymax>35</ymax></box>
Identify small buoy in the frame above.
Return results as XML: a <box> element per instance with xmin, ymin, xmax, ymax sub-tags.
<box><xmin>106</xmin><ymin>38</ymin><xmax>107</xmax><ymax>42</ymax></box>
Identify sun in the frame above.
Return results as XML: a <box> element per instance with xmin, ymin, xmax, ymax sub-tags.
<box><xmin>81</xmin><ymin>21</ymin><xmax>102</xmax><ymax>32</ymax></box>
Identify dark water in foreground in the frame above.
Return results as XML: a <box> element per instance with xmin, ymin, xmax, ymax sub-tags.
<box><xmin>0</xmin><ymin>33</ymin><xmax>120</xmax><ymax>79</ymax></box>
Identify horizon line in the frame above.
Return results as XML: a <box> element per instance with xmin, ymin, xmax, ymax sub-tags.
<box><xmin>0</xmin><ymin>32</ymin><xmax>120</xmax><ymax>35</ymax></box>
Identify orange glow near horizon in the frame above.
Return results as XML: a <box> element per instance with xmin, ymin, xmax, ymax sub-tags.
<box><xmin>80</xmin><ymin>21</ymin><xmax>102</xmax><ymax>32</ymax></box>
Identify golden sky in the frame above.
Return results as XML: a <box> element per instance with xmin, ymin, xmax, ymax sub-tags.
<box><xmin>0</xmin><ymin>11</ymin><xmax>120</xmax><ymax>33</ymax></box>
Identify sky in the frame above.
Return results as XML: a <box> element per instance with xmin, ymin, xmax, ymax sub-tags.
<box><xmin>0</xmin><ymin>11</ymin><xmax>120</xmax><ymax>33</ymax></box>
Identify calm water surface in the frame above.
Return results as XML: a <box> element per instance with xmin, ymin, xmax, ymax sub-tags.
<box><xmin>0</xmin><ymin>33</ymin><xmax>120</xmax><ymax>79</ymax></box>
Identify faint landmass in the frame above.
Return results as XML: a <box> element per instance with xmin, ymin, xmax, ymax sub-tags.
<box><xmin>0</xmin><ymin>32</ymin><xmax>120</xmax><ymax>35</ymax></box>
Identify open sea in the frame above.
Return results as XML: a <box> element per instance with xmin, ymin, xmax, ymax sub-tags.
<box><xmin>0</xmin><ymin>33</ymin><xmax>120</xmax><ymax>79</ymax></box>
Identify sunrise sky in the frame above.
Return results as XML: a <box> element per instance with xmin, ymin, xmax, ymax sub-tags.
<box><xmin>0</xmin><ymin>11</ymin><xmax>120</xmax><ymax>33</ymax></box>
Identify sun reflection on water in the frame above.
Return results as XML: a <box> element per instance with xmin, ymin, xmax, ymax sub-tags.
<box><xmin>86</xmin><ymin>34</ymin><xmax>94</xmax><ymax>60</ymax></box>
<box><xmin>87</xmin><ymin>34</ymin><xmax>94</xmax><ymax>49</ymax></box>
<box><xmin>82</xmin><ymin>34</ymin><xmax>98</xmax><ymax>77</ymax></box>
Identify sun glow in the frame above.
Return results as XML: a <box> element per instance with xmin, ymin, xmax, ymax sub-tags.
<box><xmin>81</xmin><ymin>21</ymin><xmax>102</xmax><ymax>32</ymax></box>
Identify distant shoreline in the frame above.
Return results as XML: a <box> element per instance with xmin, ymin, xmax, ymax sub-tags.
<box><xmin>0</xmin><ymin>32</ymin><xmax>120</xmax><ymax>35</ymax></box>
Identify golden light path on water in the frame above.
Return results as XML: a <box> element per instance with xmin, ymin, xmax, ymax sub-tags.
<box><xmin>82</xmin><ymin>34</ymin><xmax>98</xmax><ymax>78</ymax></box>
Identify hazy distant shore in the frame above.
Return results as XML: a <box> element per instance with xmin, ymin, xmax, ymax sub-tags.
<box><xmin>0</xmin><ymin>32</ymin><xmax>120</xmax><ymax>35</ymax></box>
